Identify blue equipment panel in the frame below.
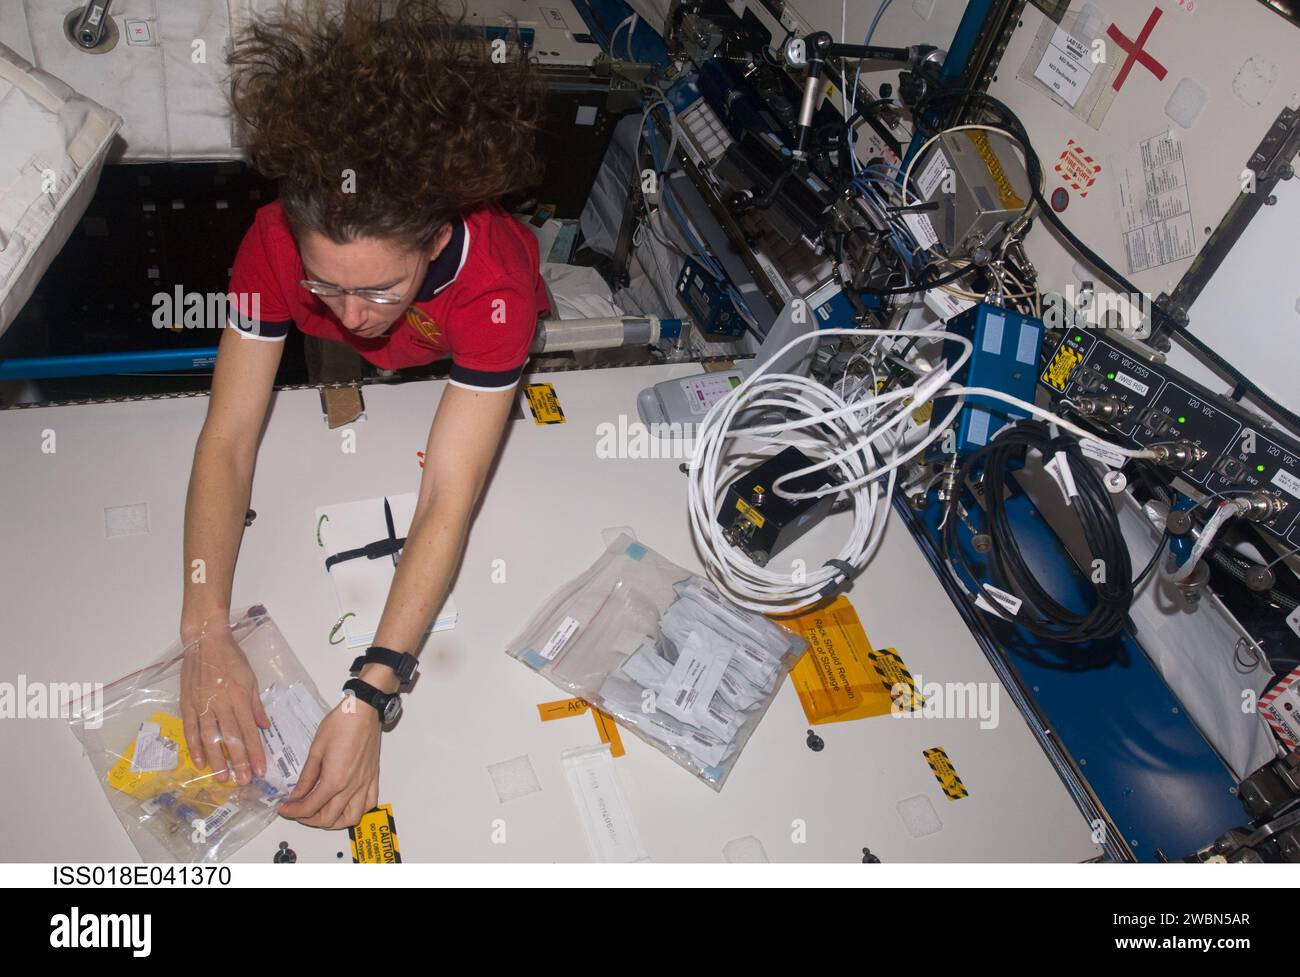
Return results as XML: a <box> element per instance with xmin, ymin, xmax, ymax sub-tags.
<box><xmin>934</xmin><ymin>303</ymin><xmax>1042</xmax><ymax>455</ymax></box>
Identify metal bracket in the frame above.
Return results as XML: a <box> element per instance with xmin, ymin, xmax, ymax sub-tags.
<box><xmin>1154</xmin><ymin>107</ymin><xmax>1300</xmax><ymax>348</ymax></box>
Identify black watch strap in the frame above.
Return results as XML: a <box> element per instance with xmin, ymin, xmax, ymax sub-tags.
<box><xmin>350</xmin><ymin>646</ymin><xmax>419</xmax><ymax>684</ymax></box>
<box><xmin>343</xmin><ymin>678</ymin><xmax>401</xmax><ymax>723</ymax></box>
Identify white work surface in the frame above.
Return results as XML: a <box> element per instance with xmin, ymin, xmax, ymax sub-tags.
<box><xmin>0</xmin><ymin>363</ymin><xmax>1101</xmax><ymax>863</ymax></box>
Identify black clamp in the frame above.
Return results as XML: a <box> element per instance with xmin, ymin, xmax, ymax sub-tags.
<box><xmin>324</xmin><ymin>497</ymin><xmax>405</xmax><ymax>571</ymax></box>
<box><xmin>818</xmin><ymin>559</ymin><xmax>856</xmax><ymax>600</ymax></box>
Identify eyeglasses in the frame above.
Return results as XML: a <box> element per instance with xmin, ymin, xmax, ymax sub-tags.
<box><xmin>299</xmin><ymin>280</ymin><xmax>406</xmax><ymax>305</ymax></box>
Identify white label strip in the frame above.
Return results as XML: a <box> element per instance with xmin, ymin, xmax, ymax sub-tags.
<box><xmin>657</xmin><ymin>635</ymin><xmax>732</xmax><ymax>725</ymax></box>
<box><xmin>1044</xmin><ymin>453</ymin><xmax>1079</xmax><ymax>502</ymax></box>
<box><xmin>539</xmin><ymin>6</ymin><xmax>568</xmax><ymax>30</ymax></box>
<box><xmin>924</xmin><ymin>288</ymin><xmax>975</xmax><ymax>322</ymax></box>
<box><xmin>916</xmin><ymin>149</ymin><xmax>950</xmax><ymax>199</ymax></box>
<box><xmin>1080</xmin><ymin>439</ymin><xmax>1127</xmax><ymax>468</ymax></box>
<box><xmin>1270</xmin><ymin>468</ymin><xmax>1300</xmax><ymax>500</ymax></box>
<box><xmin>200</xmin><ymin>802</ymin><xmax>239</xmax><ymax>839</ymax></box>
<box><xmin>901</xmin><ymin>212</ymin><xmax>939</xmax><ymax>250</ymax></box>
<box><xmin>540</xmin><ymin>616</ymin><xmax>580</xmax><ymax>661</ymax></box>
<box><xmin>1112</xmin><ymin>372</ymin><xmax>1149</xmax><ymax>397</ymax></box>
<box><xmin>979</xmin><ymin>584</ymin><xmax>1023</xmax><ymax>617</ymax></box>
<box><xmin>562</xmin><ymin>745</ymin><xmax>648</xmax><ymax>863</ymax></box>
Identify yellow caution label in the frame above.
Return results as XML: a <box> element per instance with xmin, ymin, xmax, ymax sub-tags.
<box><xmin>538</xmin><ymin>697</ymin><xmax>589</xmax><ymax>721</ymax></box>
<box><xmin>967</xmin><ymin>130</ymin><xmax>1025</xmax><ymax>211</ymax></box>
<box><xmin>782</xmin><ymin>597</ymin><xmax>920</xmax><ymax>723</ymax></box>
<box><xmin>923</xmin><ymin>747</ymin><xmax>969</xmax><ymax>801</ymax></box>
<box><xmin>524</xmin><ymin>382</ymin><xmax>565</xmax><ymax>425</ymax></box>
<box><xmin>735</xmin><ymin>497</ymin><xmax>766</xmax><ymax>529</ymax></box>
<box><xmin>1042</xmin><ymin>344</ymin><xmax>1083</xmax><ymax>392</ymax></box>
<box><xmin>591</xmin><ymin>708</ymin><xmax>625</xmax><ymax>758</ymax></box>
<box><xmin>349</xmin><ymin>804</ymin><xmax>402</xmax><ymax>863</ymax></box>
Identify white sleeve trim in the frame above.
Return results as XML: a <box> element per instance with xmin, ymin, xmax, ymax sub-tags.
<box><xmin>226</xmin><ymin>318</ymin><xmax>287</xmax><ymax>342</ymax></box>
<box><xmin>447</xmin><ymin>376</ymin><xmax>521</xmax><ymax>393</ymax></box>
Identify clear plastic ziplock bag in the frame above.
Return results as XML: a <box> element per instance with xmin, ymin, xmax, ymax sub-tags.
<box><xmin>505</xmin><ymin>534</ymin><xmax>806</xmax><ymax>790</ymax></box>
<box><xmin>67</xmin><ymin>605</ymin><xmax>329</xmax><ymax>863</ymax></box>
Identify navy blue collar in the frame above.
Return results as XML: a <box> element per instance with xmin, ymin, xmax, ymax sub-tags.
<box><xmin>415</xmin><ymin>218</ymin><xmax>468</xmax><ymax>302</ymax></box>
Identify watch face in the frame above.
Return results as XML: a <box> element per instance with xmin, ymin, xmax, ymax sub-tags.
<box><xmin>382</xmin><ymin>695</ymin><xmax>402</xmax><ymax>724</ymax></box>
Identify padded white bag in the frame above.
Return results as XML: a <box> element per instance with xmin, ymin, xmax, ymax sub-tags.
<box><xmin>0</xmin><ymin>42</ymin><xmax>120</xmax><ymax>337</ymax></box>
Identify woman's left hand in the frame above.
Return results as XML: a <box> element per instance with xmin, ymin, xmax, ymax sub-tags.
<box><xmin>279</xmin><ymin>699</ymin><xmax>381</xmax><ymax>829</ymax></box>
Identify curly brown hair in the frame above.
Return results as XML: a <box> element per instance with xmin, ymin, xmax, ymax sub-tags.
<box><xmin>228</xmin><ymin>0</ymin><xmax>547</xmax><ymax>247</ymax></box>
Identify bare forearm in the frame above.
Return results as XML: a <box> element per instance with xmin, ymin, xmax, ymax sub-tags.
<box><xmin>363</xmin><ymin>494</ymin><xmax>473</xmax><ymax>690</ymax></box>
<box><xmin>181</xmin><ymin>435</ymin><xmax>255</xmax><ymax>639</ymax></box>
<box><xmin>358</xmin><ymin>381</ymin><xmax>513</xmax><ymax>692</ymax></box>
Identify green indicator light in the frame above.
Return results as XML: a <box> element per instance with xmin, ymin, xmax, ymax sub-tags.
<box><xmin>1106</xmin><ymin>372</ymin><xmax>1115</xmax><ymax>380</ymax></box>
<box><xmin>1177</xmin><ymin>416</ymin><xmax>1187</xmax><ymax>424</ymax></box>
<box><xmin>1073</xmin><ymin>334</ymin><xmax>1083</xmax><ymax>343</ymax></box>
<box><xmin>1257</xmin><ymin>464</ymin><xmax>1266</xmax><ymax>472</ymax></box>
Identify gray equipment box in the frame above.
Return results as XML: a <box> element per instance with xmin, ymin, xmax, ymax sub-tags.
<box><xmin>921</xmin><ymin>130</ymin><xmax>1032</xmax><ymax>257</ymax></box>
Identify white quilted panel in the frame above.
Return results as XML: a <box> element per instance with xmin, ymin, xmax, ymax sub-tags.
<box><xmin>0</xmin><ymin>41</ymin><xmax>121</xmax><ymax>336</ymax></box>
<box><xmin>1</xmin><ymin>0</ymin><xmax>237</xmax><ymax>161</ymax></box>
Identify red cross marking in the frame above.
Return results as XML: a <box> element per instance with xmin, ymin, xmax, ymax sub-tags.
<box><xmin>1106</xmin><ymin>7</ymin><xmax>1168</xmax><ymax>92</ymax></box>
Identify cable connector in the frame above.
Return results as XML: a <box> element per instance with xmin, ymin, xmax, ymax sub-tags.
<box><xmin>1071</xmin><ymin>396</ymin><xmax>1134</xmax><ymax>424</ymax></box>
<box><xmin>936</xmin><ymin>457</ymin><xmax>960</xmax><ymax>504</ymax></box>
<box><xmin>1149</xmin><ymin>441</ymin><xmax>1207</xmax><ymax>470</ymax></box>
<box><xmin>1230</xmin><ymin>492</ymin><xmax>1286</xmax><ymax>523</ymax></box>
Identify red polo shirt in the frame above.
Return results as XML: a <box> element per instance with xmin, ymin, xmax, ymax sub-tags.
<box><xmin>227</xmin><ymin>200</ymin><xmax>548</xmax><ymax>388</ymax></box>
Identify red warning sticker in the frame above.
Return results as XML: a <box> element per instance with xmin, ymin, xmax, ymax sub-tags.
<box><xmin>1260</xmin><ymin>665</ymin><xmax>1300</xmax><ymax>753</ymax></box>
<box><xmin>1054</xmin><ymin>138</ymin><xmax>1102</xmax><ymax>198</ymax></box>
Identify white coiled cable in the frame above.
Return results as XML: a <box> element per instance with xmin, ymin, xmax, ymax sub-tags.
<box><xmin>686</xmin><ymin>327</ymin><xmax>1157</xmax><ymax>613</ymax></box>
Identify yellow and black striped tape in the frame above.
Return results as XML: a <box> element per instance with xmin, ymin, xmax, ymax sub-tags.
<box><xmin>1042</xmin><ymin>344</ymin><xmax>1082</xmax><ymax>392</ymax></box>
<box><xmin>870</xmin><ymin>647</ymin><xmax>923</xmax><ymax>710</ymax></box>
<box><xmin>923</xmin><ymin>747</ymin><xmax>969</xmax><ymax>801</ymax></box>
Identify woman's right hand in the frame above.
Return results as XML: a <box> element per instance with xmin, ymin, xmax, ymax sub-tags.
<box><xmin>180</xmin><ymin>625</ymin><xmax>270</xmax><ymax>785</ymax></box>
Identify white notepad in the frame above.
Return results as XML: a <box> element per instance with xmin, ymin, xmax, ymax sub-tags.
<box><xmin>315</xmin><ymin>492</ymin><xmax>457</xmax><ymax>648</ymax></box>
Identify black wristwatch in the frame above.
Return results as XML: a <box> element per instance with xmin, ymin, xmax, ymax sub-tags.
<box><xmin>343</xmin><ymin>678</ymin><xmax>403</xmax><ymax>725</ymax></box>
<box><xmin>350</xmin><ymin>646</ymin><xmax>420</xmax><ymax>686</ymax></box>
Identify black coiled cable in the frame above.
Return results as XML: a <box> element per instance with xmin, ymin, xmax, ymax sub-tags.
<box><xmin>941</xmin><ymin>421</ymin><xmax>1135</xmax><ymax>643</ymax></box>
